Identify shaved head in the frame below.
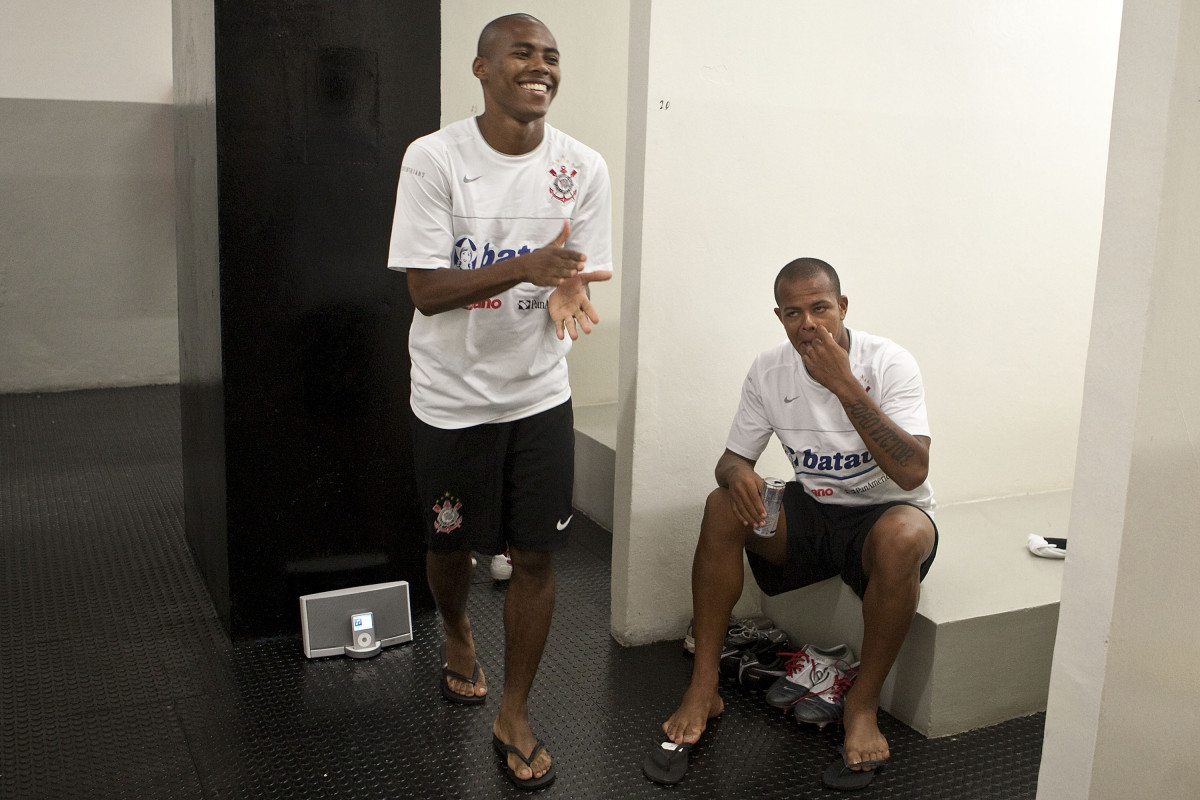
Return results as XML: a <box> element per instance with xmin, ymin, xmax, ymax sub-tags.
<box><xmin>477</xmin><ymin>13</ymin><xmax>547</xmax><ymax>58</ymax></box>
<box><xmin>774</xmin><ymin>258</ymin><xmax>841</xmax><ymax>305</ymax></box>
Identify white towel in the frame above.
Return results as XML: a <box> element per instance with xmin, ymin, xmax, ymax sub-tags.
<box><xmin>1027</xmin><ymin>533</ymin><xmax>1065</xmax><ymax>559</ymax></box>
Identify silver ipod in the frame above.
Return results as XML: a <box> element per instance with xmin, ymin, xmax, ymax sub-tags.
<box><xmin>345</xmin><ymin>611</ymin><xmax>381</xmax><ymax>658</ymax></box>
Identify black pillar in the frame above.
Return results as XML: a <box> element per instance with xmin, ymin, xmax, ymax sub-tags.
<box><xmin>173</xmin><ymin>0</ymin><xmax>438</xmax><ymax>638</ymax></box>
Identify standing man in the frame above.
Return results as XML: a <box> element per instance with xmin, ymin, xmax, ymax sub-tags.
<box><xmin>654</xmin><ymin>259</ymin><xmax>936</xmax><ymax>791</ymax></box>
<box><xmin>387</xmin><ymin>13</ymin><xmax>612</xmax><ymax>791</ymax></box>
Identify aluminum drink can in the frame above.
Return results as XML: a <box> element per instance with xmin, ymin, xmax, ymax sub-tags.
<box><xmin>753</xmin><ymin>478</ymin><xmax>787</xmax><ymax>538</ymax></box>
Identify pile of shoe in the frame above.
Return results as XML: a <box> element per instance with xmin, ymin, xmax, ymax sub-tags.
<box><xmin>682</xmin><ymin>619</ymin><xmax>860</xmax><ymax>729</ymax></box>
<box><xmin>764</xmin><ymin>643</ymin><xmax>859</xmax><ymax>730</ymax></box>
<box><xmin>683</xmin><ymin>616</ymin><xmax>791</xmax><ymax>687</ymax></box>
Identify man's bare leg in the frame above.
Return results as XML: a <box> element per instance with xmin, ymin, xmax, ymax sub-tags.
<box><xmin>662</xmin><ymin>489</ymin><xmax>790</xmax><ymax>744</ymax></box>
<box><xmin>843</xmin><ymin>506</ymin><xmax>935</xmax><ymax>768</ymax></box>
<box><xmin>492</xmin><ymin>547</ymin><xmax>555</xmax><ymax>782</ymax></box>
<box><xmin>427</xmin><ymin>549</ymin><xmax>488</xmax><ymax>700</ymax></box>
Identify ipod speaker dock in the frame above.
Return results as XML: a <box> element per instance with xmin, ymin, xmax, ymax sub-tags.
<box><xmin>299</xmin><ymin>581</ymin><xmax>413</xmax><ymax>659</ymax></box>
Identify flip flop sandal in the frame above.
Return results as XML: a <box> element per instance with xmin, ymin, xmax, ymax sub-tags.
<box><xmin>642</xmin><ymin>740</ymin><xmax>692</xmax><ymax>785</ymax></box>
<box><xmin>438</xmin><ymin>643</ymin><xmax>485</xmax><ymax>705</ymax></box>
<box><xmin>492</xmin><ymin>734</ymin><xmax>556</xmax><ymax>790</ymax></box>
<box><xmin>821</xmin><ymin>746</ymin><xmax>887</xmax><ymax>791</ymax></box>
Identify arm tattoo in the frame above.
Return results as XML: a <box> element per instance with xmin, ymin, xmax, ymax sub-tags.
<box><xmin>844</xmin><ymin>400</ymin><xmax>914</xmax><ymax>467</ymax></box>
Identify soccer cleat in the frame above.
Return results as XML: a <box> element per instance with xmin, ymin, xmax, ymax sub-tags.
<box><xmin>764</xmin><ymin>644</ymin><xmax>856</xmax><ymax>708</ymax></box>
<box><xmin>794</xmin><ymin>663</ymin><xmax>859</xmax><ymax>729</ymax></box>
<box><xmin>489</xmin><ymin>550</ymin><xmax>512</xmax><ymax>580</ymax></box>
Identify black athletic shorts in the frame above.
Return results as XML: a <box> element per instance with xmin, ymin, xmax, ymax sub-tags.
<box><xmin>746</xmin><ymin>481</ymin><xmax>938</xmax><ymax>599</ymax></box>
<box><xmin>409</xmin><ymin>400</ymin><xmax>575</xmax><ymax>555</ymax></box>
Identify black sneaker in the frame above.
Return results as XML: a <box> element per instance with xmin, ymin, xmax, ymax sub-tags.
<box><xmin>724</xmin><ymin>633</ymin><xmax>791</xmax><ymax>688</ymax></box>
<box><xmin>714</xmin><ymin>647</ymin><xmax>740</xmax><ymax>682</ymax></box>
<box><xmin>738</xmin><ymin>649</ymin><xmax>792</xmax><ymax>692</ymax></box>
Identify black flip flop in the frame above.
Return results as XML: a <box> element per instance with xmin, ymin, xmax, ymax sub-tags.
<box><xmin>438</xmin><ymin>643</ymin><xmax>485</xmax><ymax>705</ymax></box>
<box><xmin>821</xmin><ymin>746</ymin><xmax>886</xmax><ymax>791</ymax></box>
<box><xmin>642</xmin><ymin>740</ymin><xmax>692</xmax><ymax>785</ymax></box>
<box><xmin>492</xmin><ymin>734</ymin><xmax>556</xmax><ymax>790</ymax></box>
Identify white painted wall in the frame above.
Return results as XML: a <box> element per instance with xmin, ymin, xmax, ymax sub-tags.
<box><xmin>0</xmin><ymin>0</ymin><xmax>173</xmax><ymax>103</ymax></box>
<box><xmin>614</xmin><ymin>0</ymin><xmax>1120</xmax><ymax>643</ymax></box>
<box><xmin>439</xmin><ymin>1</ymin><xmax>629</xmax><ymax>407</ymax></box>
<box><xmin>1039</xmin><ymin>2</ymin><xmax>1200</xmax><ymax>797</ymax></box>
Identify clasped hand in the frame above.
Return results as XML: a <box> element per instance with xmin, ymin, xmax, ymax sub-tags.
<box><xmin>529</xmin><ymin>220</ymin><xmax>612</xmax><ymax>340</ymax></box>
<box><xmin>524</xmin><ymin>221</ymin><xmax>588</xmax><ymax>287</ymax></box>
<box><xmin>549</xmin><ymin>270</ymin><xmax>612</xmax><ymax>340</ymax></box>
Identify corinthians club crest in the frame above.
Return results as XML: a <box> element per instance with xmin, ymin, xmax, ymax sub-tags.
<box><xmin>432</xmin><ymin>493</ymin><xmax>463</xmax><ymax>534</ymax></box>
<box><xmin>548</xmin><ymin>159</ymin><xmax>579</xmax><ymax>204</ymax></box>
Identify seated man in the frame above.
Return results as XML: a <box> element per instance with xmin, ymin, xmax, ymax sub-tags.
<box><xmin>659</xmin><ymin>257</ymin><xmax>937</xmax><ymax>790</ymax></box>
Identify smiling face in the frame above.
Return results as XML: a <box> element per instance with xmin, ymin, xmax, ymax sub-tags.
<box><xmin>473</xmin><ymin>16</ymin><xmax>560</xmax><ymax>125</ymax></box>
<box><xmin>774</xmin><ymin>272</ymin><xmax>849</xmax><ymax>354</ymax></box>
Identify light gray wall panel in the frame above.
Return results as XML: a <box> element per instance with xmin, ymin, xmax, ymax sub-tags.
<box><xmin>0</xmin><ymin>97</ymin><xmax>178</xmax><ymax>392</ymax></box>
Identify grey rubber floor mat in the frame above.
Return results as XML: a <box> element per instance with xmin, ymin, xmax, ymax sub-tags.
<box><xmin>0</xmin><ymin>386</ymin><xmax>1044</xmax><ymax>799</ymax></box>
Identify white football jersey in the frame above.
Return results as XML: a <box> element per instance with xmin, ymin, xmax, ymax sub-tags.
<box><xmin>726</xmin><ymin>329</ymin><xmax>934</xmax><ymax>511</ymax></box>
<box><xmin>388</xmin><ymin>119</ymin><xmax>612</xmax><ymax>428</ymax></box>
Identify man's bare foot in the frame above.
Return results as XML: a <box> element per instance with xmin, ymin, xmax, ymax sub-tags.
<box><xmin>662</xmin><ymin>686</ymin><xmax>725</xmax><ymax>745</ymax></box>
<box><xmin>443</xmin><ymin>638</ymin><xmax>487</xmax><ymax>700</ymax></box>
<box><xmin>493</xmin><ymin>717</ymin><xmax>552</xmax><ymax>782</ymax></box>
<box><xmin>841</xmin><ymin>693</ymin><xmax>889</xmax><ymax>769</ymax></box>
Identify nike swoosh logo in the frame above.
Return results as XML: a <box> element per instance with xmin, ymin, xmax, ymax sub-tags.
<box><xmin>556</xmin><ymin>515</ymin><xmax>573</xmax><ymax>531</ymax></box>
<box><xmin>784</xmin><ymin>396</ymin><xmax>799</xmax><ymax>403</ymax></box>
<box><xmin>462</xmin><ymin>175</ymin><xmax>482</xmax><ymax>183</ymax></box>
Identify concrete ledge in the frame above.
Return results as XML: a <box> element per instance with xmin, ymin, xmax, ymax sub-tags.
<box><xmin>573</xmin><ymin>402</ymin><xmax>616</xmax><ymax>531</ymax></box>
<box><xmin>761</xmin><ymin>490</ymin><xmax>1069</xmax><ymax>737</ymax></box>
